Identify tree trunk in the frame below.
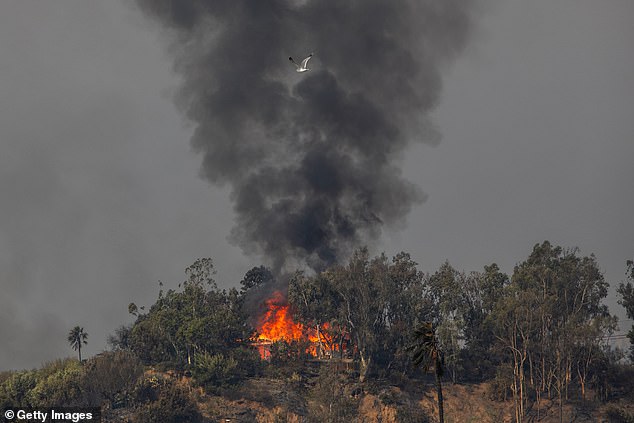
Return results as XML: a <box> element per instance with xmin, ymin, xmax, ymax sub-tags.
<box><xmin>359</xmin><ymin>354</ymin><xmax>371</xmax><ymax>383</ymax></box>
<box><xmin>578</xmin><ymin>366</ymin><xmax>586</xmax><ymax>400</ymax></box>
<box><xmin>559</xmin><ymin>387</ymin><xmax>563</xmax><ymax>423</ymax></box>
<box><xmin>436</xmin><ymin>357</ymin><xmax>444</xmax><ymax>423</ymax></box>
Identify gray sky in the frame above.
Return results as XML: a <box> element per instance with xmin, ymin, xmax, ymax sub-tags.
<box><xmin>1</xmin><ymin>0</ymin><xmax>632</xmax><ymax>370</ymax></box>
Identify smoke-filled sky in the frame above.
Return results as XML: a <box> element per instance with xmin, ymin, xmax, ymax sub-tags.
<box><xmin>1</xmin><ymin>0</ymin><xmax>632</xmax><ymax>370</ymax></box>
<box><xmin>135</xmin><ymin>0</ymin><xmax>475</xmax><ymax>274</ymax></box>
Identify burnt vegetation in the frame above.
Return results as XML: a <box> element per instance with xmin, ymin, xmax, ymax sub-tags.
<box><xmin>1</xmin><ymin>241</ymin><xmax>633</xmax><ymax>422</ymax></box>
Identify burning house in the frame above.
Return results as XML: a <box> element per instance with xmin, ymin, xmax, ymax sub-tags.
<box><xmin>253</xmin><ymin>291</ymin><xmax>347</xmax><ymax>360</ymax></box>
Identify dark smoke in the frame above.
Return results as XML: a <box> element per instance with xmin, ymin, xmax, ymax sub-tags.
<box><xmin>136</xmin><ymin>0</ymin><xmax>475</xmax><ymax>273</ymax></box>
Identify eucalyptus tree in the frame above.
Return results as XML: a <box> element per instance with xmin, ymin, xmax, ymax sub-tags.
<box><xmin>289</xmin><ymin>248</ymin><xmax>425</xmax><ymax>380</ymax></box>
<box><xmin>127</xmin><ymin>258</ymin><xmax>251</xmax><ymax>367</ymax></box>
<box><xmin>323</xmin><ymin>248</ymin><xmax>387</xmax><ymax>381</ymax></box>
<box><xmin>460</xmin><ymin>264</ymin><xmax>508</xmax><ymax>380</ymax></box>
<box><xmin>493</xmin><ymin>241</ymin><xmax>614</xmax><ymax>422</ymax></box>
<box><xmin>288</xmin><ymin>270</ymin><xmax>344</xmax><ymax>358</ymax></box>
<box><xmin>239</xmin><ymin>265</ymin><xmax>274</xmax><ymax>295</ymax></box>
<box><xmin>617</xmin><ymin>260</ymin><xmax>634</xmax><ymax>361</ymax></box>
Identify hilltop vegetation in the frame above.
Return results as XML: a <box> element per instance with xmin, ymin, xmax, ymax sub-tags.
<box><xmin>1</xmin><ymin>241</ymin><xmax>633</xmax><ymax>422</ymax></box>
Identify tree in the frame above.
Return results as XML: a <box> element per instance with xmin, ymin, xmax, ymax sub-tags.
<box><xmin>288</xmin><ymin>271</ymin><xmax>345</xmax><ymax>359</ymax></box>
<box><xmin>67</xmin><ymin>327</ymin><xmax>88</xmax><ymax>362</ymax></box>
<box><xmin>240</xmin><ymin>265</ymin><xmax>274</xmax><ymax>294</ymax></box>
<box><xmin>491</xmin><ymin>241</ymin><xmax>614</xmax><ymax>422</ymax></box>
<box><xmin>127</xmin><ymin>259</ymin><xmax>252</xmax><ymax>367</ymax></box>
<box><xmin>489</xmin><ymin>285</ymin><xmax>536</xmax><ymax>423</ymax></box>
<box><xmin>460</xmin><ymin>264</ymin><xmax>508</xmax><ymax>381</ymax></box>
<box><xmin>617</xmin><ymin>260</ymin><xmax>634</xmax><ymax>361</ymax></box>
<box><xmin>424</xmin><ymin>262</ymin><xmax>466</xmax><ymax>383</ymax></box>
<box><xmin>107</xmin><ymin>325</ymin><xmax>132</xmax><ymax>351</ymax></box>
<box><xmin>184</xmin><ymin>257</ymin><xmax>216</xmax><ymax>288</ymax></box>
<box><xmin>319</xmin><ymin>249</ymin><xmax>382</xmax><ymax>381</ymax></box>
<box><xmin>325</xmin><ymin>248</ymin><xmax>425</xmax><ymax>381</ymax></box>
<box><xmin>411</xmin><ymin>322</ymin><xmax>444</xmax><ymax>423</ymax></box>
<box><xmin>289</xmin><ymin>248</ymin><xmax>426</xmax><ymax>379</ymax></box>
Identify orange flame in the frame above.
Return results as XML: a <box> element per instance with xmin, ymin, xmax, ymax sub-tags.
<box><xmin>257</xmin><ymin>291</ymin><xmax>304</xmax><ymax>342</ymax></box>
<box><xmin>254</xmin><ymin>291</ymin><xmax>345</xmax><ymax>360</ymax></box>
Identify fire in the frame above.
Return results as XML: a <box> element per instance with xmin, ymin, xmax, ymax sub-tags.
<box><xmin>254</xmin><ymin>291</ymin><xmax>341</xmax><ymax>359</ymax></box>
<box><xmin>257</xmin><ymin>291</ymin><xmax>304</xmax><ymax>342</ymax></box>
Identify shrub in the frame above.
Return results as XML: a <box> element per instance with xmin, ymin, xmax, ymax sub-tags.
<box><xmin>26</xmin><ymin>360</ymin><xmax>84</xmax><ymax>407</ymax></box>
<box><xmin>605</xmin><ymin>404</ymin><xmax>634</xmax><ymax>423</ymax></box>
<box><xmin>229</xmin><ymin>347</ymin><xmax>263</xmax><ymax>378</ymax></box>
<box><xmin>134</xmin><ymin>383</ymin><xmax>202</xmax><ymax>423</ymax></box>
<box><xmin>308</xmin><ymin>364</ymin><xmax>358</xmax><ymax>422</ymax></box>
<box><xmin>0</xmin><ymin>371</ymin><xmax>38</xmax><ymax>408</ymax></box>
<box><xmin>487</xmin><ymin>365</ymin><xmax>513</xmax><ymax>402</ymax></box>
<box><xmin>82</xmin><ymin>350</ymin><xmax>144</xmax><ymax>407</ymax></box>
<box><xmin>132</xmin><ymin>374</ymin><xmax>168</xmax><ymax>405</ymax></box>
<box><xmin>192</xmin><ymin>352</ymin><xmax>239</xmax><ymax>392</ymax></box>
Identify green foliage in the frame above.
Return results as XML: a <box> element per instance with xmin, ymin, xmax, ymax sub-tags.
<box><xmin>240</xmin><ymin>265</ymin><xmax>274</xmax><ymax>294</ymax></box>
<box><xmin>127</xmin><ymin>258</ymin><xmax>253</xmax><ymax>367</ymax></box>
<box><xmin>26</xmin><ymin>359</ymin><xmax>84</xmax><ymax>407</ymax></box>
<box><xmin>128</xmin><ymin>316</ymin><xmax>176</xmax><ymax>364</ymax></box>
<box><xmin>230</xmin><ymin>347</ymin><xmax>263</xmax><ymax>378</ymax></box>
<box><xmin>290</xmin><ymin>248</ymin><xmax>426</xmax><ymax>380</ymax></box>
<box><xmin>0</xmin><ymin>370</ymin><xmax>38</xmax><ymax>408</ymax></box>
<box><xmin>191</xmin><ymin>347</ymin><xmax>262</xmax><ymax>393</ymax></box>
<box><xmin>0</xmin><ymin>359</ymin><xmax>89</xmax><ymax>409</ymax></box>
<box><xmin>0</xmin><ymin>371</ymin><xmax>12</xmax><ymax>385</ymax></box>
<box><xmin>460</xmin><ymin>264</ymin><xmax>508</xmax><ymax>381</ymax></box>
<box><xmin>0</xmin><ymin>354</ymin><xmax>147</xmax><ymax>410</ymax></box>
<box><xmin>185</xmin><ymin>257</ymin><xmax>217</xmax><ymax>288</ymax></box>
<box><xmin>191</xmin><ymin>352</ymin><xmax>239</xmax><ymax>391</ymax></box>
<box><xmin>488</xmin><ymin>241</ymin><xmax>616</xmax><ymax>421</ymax></box>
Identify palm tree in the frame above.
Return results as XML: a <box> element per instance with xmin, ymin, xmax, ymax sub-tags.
<box><xmin>67</xmin><ymin>326</ymin><xmax>88</xmax><ymax>362</ymax></box>
<box><xmin>411</xmin><ymin>322</ymin><xmax>445</xmax><ymax>423</ymax></box>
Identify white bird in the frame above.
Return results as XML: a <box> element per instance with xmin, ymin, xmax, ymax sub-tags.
<box><xmin>289</xmin><ymin>53</ymin><xmax>313</xmax><ymax>72</ymax></box>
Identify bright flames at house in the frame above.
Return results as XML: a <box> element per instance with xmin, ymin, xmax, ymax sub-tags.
<box><xmin>253</xmin><ymin>291</ymin><xmax>346</xmax><ymax>360</ymax></box>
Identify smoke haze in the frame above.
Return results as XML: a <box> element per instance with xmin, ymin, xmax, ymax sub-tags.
<box><xmin>136</xmin><ymin>0</ymin><xmax>476</xmax><ymax>272</ymax></box>
<box><xmin>1</xmin><ymin>0</ymin><xmax>632</xmax><ymax>370</ymax></box>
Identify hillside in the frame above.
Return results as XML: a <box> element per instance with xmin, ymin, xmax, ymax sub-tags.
<box><xmin>103</xmin><ymin>366</ymin><xmax>634</xmax><ymax>422</ymax></box>
<box><xmin>4</xmin><ymin>249</ymin><xmax>632</xmax><ymax>422</ymax></box>
<box><xmin>1</xmin><ymin>353</ymin><xmax>633</xmax><ymax>422</ymax></box>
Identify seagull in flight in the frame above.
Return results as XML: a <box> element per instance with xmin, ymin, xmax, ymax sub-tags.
<box><xmin>289</xmin><ymin>53</ymin><xmax>313</xmax><ymax>72</ymax></box>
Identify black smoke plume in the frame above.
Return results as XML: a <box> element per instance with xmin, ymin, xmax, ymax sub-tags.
<box><xmin>136</xmin><ymin>0</ymin><xmax>475</xmax><ymax>273</ymax></box>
